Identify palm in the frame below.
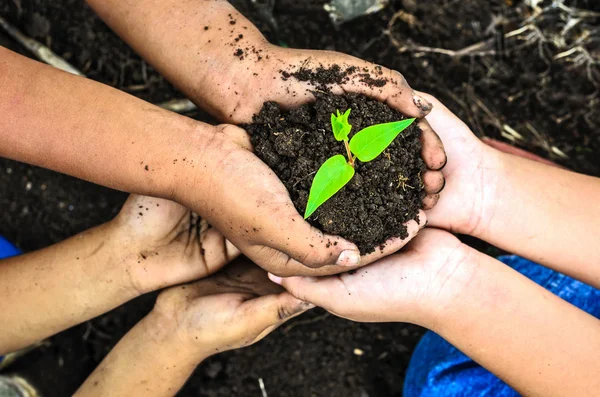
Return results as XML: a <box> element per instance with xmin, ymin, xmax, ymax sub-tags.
<box><xmin>418</xmin><ymin>93</ymin><xmax>499</xmax><ymax>235</ymax></box>
<box><xmin>278</xmin><ymin>229</ymin><xmax>474</xmax><ymax>328</ymax></box>
<box><xmin>154</xmin><ymin>260</ymin><xmax>308</xmax><ymax>357</ymax></box>
<box><xmin>115</xmin><ymin>195</ymin><xmax>238</xmax><ymax>293</ymax></box>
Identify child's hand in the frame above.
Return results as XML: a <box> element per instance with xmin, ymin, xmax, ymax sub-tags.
<box><xmin>269</xmin><ymin>228</ymin><xmax>475</xmax><ymax>328</ymax></box>
<box><xmin>150</xmin><ymin>259</ymin><xmax>313</xmax><ymax>360</ymax></box>
<box><xmin>112</xmin><ymin>195</ymin><xmax>240</xmax><ymax>294</ymax></box>
<box><xmin>75</xmin><ymin>260</ymin><xmax>312</xmax><ymax>397</ymax></box>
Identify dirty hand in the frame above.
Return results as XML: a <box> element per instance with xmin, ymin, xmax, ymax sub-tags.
<box><xmin>76</xmin><ymin>260</ymin><xmax>312</xmax><ymax>397</ymax></box>
<box><xmin>150</xmin><ymin>259</ymin><xmax>313</xmax><ymax>359</ymax></box>
<box><xmin>226</xmin><ymin>46</ymin><xmax>448</xmax><ymax>212</ymax></box>
<box><xmin>112</xmin><ymin>194</ymin><xmax>239</xmax><ymax>294</ymax></box>
<box><xmin>269</xmin><ymin>228</ymin><xmax>475</xmax><ymax>327</ymax></box>
<box><xmin>175</xmin><ymin>124</ymin><xmax>430</xmax><ymax>277</ymax></box>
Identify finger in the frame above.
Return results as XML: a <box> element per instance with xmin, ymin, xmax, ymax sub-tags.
<box><xmin>249</xmin><ymin>202</ymin><xmax>362</xmax><ymax>269</ymax></box>
<box><xmin>261</xmin><ymin>210</ymin><xmax>426</xmax><ymax>277</ymax></box>
<box><xmin>251</xmin><ymin>303</ymin><xmax>313</xmax><ymax>343</ymax></box>
<box><xmin>240</xmin><ymin>292</ymin><xmax>314</xmax><ymax>336</ymax></box>
<box><xmin>419</xmin><ymin>118</ymin><xmax>447</xmax><ymax>171</ymax></box>
<box><xmin>268</xmin><ymin>274</ymin><xmax>344</xmax><ymax>315</ymax></box>
<box><xmin>337</xmin><ymin>67</ymin><xmax>432</xmax><ymax>118</ymax></box>
<box><xmin>422</xmin><ymin>194</ymin><xmax>440</xmax><ymax>210</ymax></box>
<box><xmin>422</xmin><ymin>170</ymin><xmax>445</xmax><ymax>194</ymax></box>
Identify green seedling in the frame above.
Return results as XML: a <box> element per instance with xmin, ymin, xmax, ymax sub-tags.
<box><xmin>304</xmin><ymin>109</ymin><xmax>416</xmax><ymax>219</ymax></box>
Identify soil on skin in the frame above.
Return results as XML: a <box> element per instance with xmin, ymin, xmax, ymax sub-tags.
<box><xmin>248</xmin><ymin>93</ymin><xmax>425</xmax><ymax>253</ymax></box>
<box><xmin>1</xmin><ymin>0</ymin><xmax>598</xmax><ymax>396</ymax></box>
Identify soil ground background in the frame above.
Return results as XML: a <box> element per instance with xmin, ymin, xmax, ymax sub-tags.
<box><xmin>0</xmin><ymin>0</ymin><xmax>598</xmax><ymax>396</ymax></box>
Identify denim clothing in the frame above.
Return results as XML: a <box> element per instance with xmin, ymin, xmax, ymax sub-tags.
<box><xmin>404</xmin><ymin>255</ymin><xmax>600</xmax><ymax>397</ymax></box>
<box><xmin>0</xmin><ymin>236</ymin><xmax>21</xmax><ymax>369</ymax></box>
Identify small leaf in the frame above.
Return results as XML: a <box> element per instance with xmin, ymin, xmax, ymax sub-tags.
<box><xmin>349</xmin><ymin>118</ymin><xmax>416</xmax><ymax>162</ymax></box>
<box><xmin>331</xmin><ymin>108</ymin><xmax>352</xmax><ymax>141</ymax></box>
<box><xmin>304</xmin><ymin>155</ymin><xmax>355</xmax><ymax>219</ymax></box>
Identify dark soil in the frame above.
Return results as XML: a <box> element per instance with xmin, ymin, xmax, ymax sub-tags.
<box><xmin>248</xmin><ymin>93</ymin><xmax>424</xmax><ymax>253</ymax></box>
<box><xmin>1</xmin><ymin>0</ymin><xmax>598</xmax><ymax>396</ymax></box>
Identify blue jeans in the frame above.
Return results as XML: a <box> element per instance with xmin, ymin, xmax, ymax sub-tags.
<box><xmin>404</xmin><ymin>255</ymin><xmax>600</xmax><ymax>397</ymax></box>
<box><xmin>0</xmin><ymin>236</ymin><xmax>21</xmax><ymax>368</ymax></box>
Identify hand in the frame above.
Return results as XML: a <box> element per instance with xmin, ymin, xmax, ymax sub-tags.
<box><xmin>415</xmin><ymin>92</ymin><xmax>503</xmax><ymax>235</ymax></box>
<box><xmin>176</xmin><ymin>124</ymin><xmax>432</xmax><ymax>277</ymax></box>
<box><xmin>224</xmin><ymin>45</ymin><xmax>448</xmax><ymax>209</ymax></box>
<box><xmin>150</xmin><ymin>259</ymin><xmax>313</xmax><ymax>360</ymax></box>
<box><xmin>111</xmin><ymin>194</ymin><xmax>240</xmax><ymax>294</ymax></box>
<box><xmin>269</xmin><ymin>228</ymin><xmax>477</xmax><ymax>328</ymax></box>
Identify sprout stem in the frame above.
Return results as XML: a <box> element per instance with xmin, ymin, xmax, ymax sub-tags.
<box><xmin>344</xmin><ymin>140</ymin><xmax>355</xmax><ymax>167</ymax></box>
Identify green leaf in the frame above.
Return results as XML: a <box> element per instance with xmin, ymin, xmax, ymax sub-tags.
<box><xmin>349</xmin><ymin>118</ymin><xmax>416</xmax><ymax>162</ymax></box>
<box><xmin>304</xmin><ymin>155</ymin><xmax>355</xmax><ymax>219</ymax></box>
<box><xmin>331</xmin><ymin>108</ymin><xmax>352</xmax><ymax>141</ymax></box>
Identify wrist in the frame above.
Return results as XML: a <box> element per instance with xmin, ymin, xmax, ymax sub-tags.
<box><xmin>417</xmin><ymin>243</ymin><xmax>484</xmax><ymax>332</ymax></box>
<box><xmin>462</xmin><ymin>144</ymin><xmax>506</xmax><ymax>238</ymax></box>
<box><xmin>143</xmin><ymin>309</ymin><xmax>207</xmax><ymax>366</ymax></box>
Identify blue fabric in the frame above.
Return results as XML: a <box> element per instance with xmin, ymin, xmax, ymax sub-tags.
<box><xmin>0</xmin><ymin>236</ymin><xmax>20</xmax><ymax>259</ymax></box>
<box><xmin>404</xmin><ymin>255</ymin><xmax>600</xmax><ymax>397</ymax></box>
<box><xmin>0</xmin><ymin>236</ymin><xmax>20</xmax><ymax>367</ymax></box>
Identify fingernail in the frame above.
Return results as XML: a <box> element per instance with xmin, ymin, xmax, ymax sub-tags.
<box><xmin>336</xmin><ymin>250</ymin><xmax>361</xmax><ymax>267</ymax></box>
<box><xmin>413</xmin><ymin>92</ymin><xmax>433</xmax><ymax>115</ymax></box>
<box><xmin>268</xmin><ymin>273</ymin><xmax>283</xmax><ymax>285</ymax></box>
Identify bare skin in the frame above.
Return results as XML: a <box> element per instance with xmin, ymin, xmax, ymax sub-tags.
<box><xmin>420</xmin><ymin>92</ymin><xmax>600</xmax><ymax>287</ymax></box>
<box><xmin>273</xmin><ymin>95</ymin><xmax>600</xmax><ymax>396</ymax></box>
<box><xmin>75</xmin><ymin>261</ymin><xmax>312</xmax><ymax>397</ymax></box>
<box><xmin>272</xmin><ymin>229</ymin><xmax>600</xmax><ymax>397</ymax></box>
<box><xmin>0</xmin><ymin>194</ymin><xmax>238</xmax><ymax>355</ymax></box>
<box><xmin>0</xmin><ymin>48</ymin><xmax>442</xmax><ymax>276</ymax></box>
<box><xmin>85</xmin><ymin>0</ymin><xmax>447</xmax><ymax>209</ymax></box>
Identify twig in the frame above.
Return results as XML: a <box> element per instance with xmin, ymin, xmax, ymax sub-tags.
<box><xmin>157</xmin><ymin>98</ymin><xmax>198</xmax><ymax>113</ymax></box>
<box><xmin>258</xmin><ymin>378</ymin><xmax>268</xmax><ymax>397</ymax></box>
<box><xmin>0</xmin><ymin>15</ymin><xmax>83</xmax><ymax>76</ymax></box>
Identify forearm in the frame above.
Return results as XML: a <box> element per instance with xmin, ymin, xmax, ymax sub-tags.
<box><xmin>434</xmin><ymin>247</ymin><xmax>600</xmax><ymax>396</ymax></box>
<box><xmin>0</xmin><ymin>47</ymin><xmax>208</xmax><ymax>199</ymax></box>
<box><xmin>475</xmin><ymin>151</ymin><xmax>600</xmax><ymax>287</ymax></box>
<box><xmin>75</xmin><ymin>312</ymin><xmax>201</xmax><ymax>397</ymax></box>
<box><xmin>86</xmin><ymin>0</ymin><xmax>268</xmax><ymax>121</ymax></box>
<box><xmin>0</xmin><ymin>222</ymin><xmax>139</xmax><ymax>354</ymax></box>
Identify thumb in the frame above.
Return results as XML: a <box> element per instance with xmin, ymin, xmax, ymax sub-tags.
<box><xmin>241</xmin><ymin>292</ymin><xmax>314</xmax><ymax>337</ymax></box>
<box><xmin>268</xmin><ymin>273</ymin><xmax>347</xmax><ymax>316</ymax></box>
<box><xmin>248</xmin><ymin>203</ymin><xmax>362</xmax><ymax>270</ymax></box>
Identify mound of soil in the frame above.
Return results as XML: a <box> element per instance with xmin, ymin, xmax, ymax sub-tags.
<box><xmin>247</xmin><ymin>92</ymin><xmax>425</xmax><ymax>253</ymax></box>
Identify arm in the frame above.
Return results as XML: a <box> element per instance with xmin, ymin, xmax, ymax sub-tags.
<box><xmin>85</xmin><ymin>0</ymin><xmax>438</xmax><ymax>124</ymax></box>
<box><xmin>0</xmin><ymin>46</ymin><xmax>195</xmax><ymax>199</ymax></box>
<box><xmin>273</xmin><ymin>229</ymin><xmax>600</xmax><ymax>397</ymax></box>
<box><xmin>0</xmin><ymin>195</ymin><xmax>236</xmax><ymax>355</ymax></box>
<box><xmin>75</xmin><ymin>261</ymin><xmax>312</xmax><ymax>397</ymax></box>
<box><xmin>0</xmin><ymin>47</ymin><xmax>388</xmax><ymax>277</ymax></box>
<box><xmin>420</xmin><ymin>93</ymin><xmax>600</xmax><ymax>288</ymax></box>
<box><xmin>476</xmin><ymin>152</ymin><xmax>600</xmax><ymax>287</ymax></box>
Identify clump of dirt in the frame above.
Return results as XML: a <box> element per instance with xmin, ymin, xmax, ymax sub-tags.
<box><xmin>280</xmin><ymin>63</ymin><xmax>388</xmax><ymax>90</ymax></box>
<box><xmin>246</xmin><ymin>92</ymin><xmax>425</xmax><ymax>253</ymax></box>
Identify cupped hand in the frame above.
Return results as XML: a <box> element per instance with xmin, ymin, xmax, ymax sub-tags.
<box><xmin>415</xmin><ymin>92</ymin><xmax>503</xmax><ymax>235</ymax></box>
<box><xmin>112</xmin><ymin>194</ymin><xmax>240</xmax><ymax>294</ymax></box>
<box><xmin>179</xmin><ymin>124</ymin><xmax>431</xmax><ymax>277</ymax></box>
<box><xmin>151</xmin><ymin>259</ymin><xmax>313</xmax><ymax>360</ymax></box>
<box><xmin>222</xmin><ymin>45</ymin><xmax>447</xmax><ymax>216</ymax></box>
<box><xmin>269</xmin><ymin>228</ymin><xmax>478</xmax><ymax>328</ymax></box>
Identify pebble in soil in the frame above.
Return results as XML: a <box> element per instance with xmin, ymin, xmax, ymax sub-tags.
<box><xmin>246</xmin><ymin>92</ymin><xmax>425</xmax><ymax>254</ymax></box>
